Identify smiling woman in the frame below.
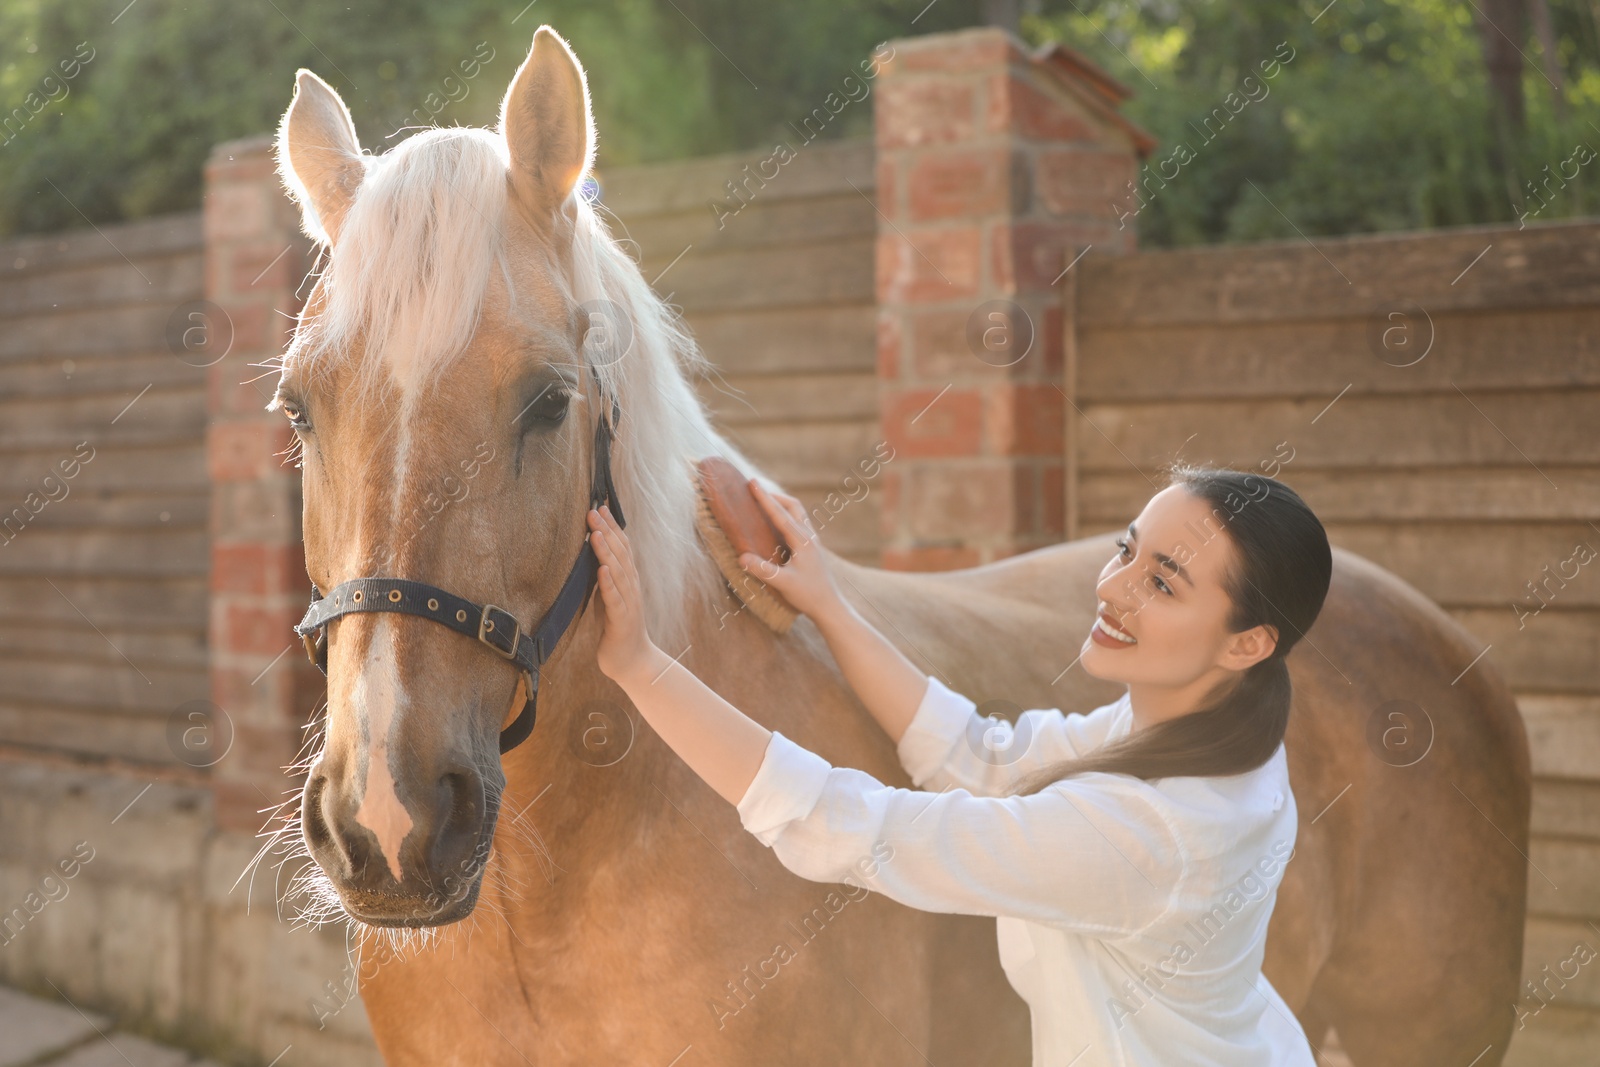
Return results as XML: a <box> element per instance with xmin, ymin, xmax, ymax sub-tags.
<box><xmin>1009</xmin><ymin>463</ymin><xmax>1333</xmax><ymax>792</ymax></box>
<box><xmin>586</xmin><ymin>465</ymin><xmax>1333</xmax><ymax>1067</ymax></box>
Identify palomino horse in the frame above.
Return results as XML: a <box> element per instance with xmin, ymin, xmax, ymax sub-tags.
<box><xmin>267</xmin><ymin>27</ymin><xmax>1530</xmax><ymax>1066</ymax></box>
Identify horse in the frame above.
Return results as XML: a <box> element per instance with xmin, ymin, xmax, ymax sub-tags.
<box><xmin>265</xmin><ymin>27</ymin><xmax>1530</xmax><ymax>1066</ymax></box>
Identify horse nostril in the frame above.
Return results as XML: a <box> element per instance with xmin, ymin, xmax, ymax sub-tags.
<box><xmin>439</xmin><ymin>770</ymin><xmax>483</xmax><ymax>831</ymax></box>
<box><xmin>302</xmin><ymin>772</ymin><xmax>334</xmax><ymax>853</ymax></box>
<box><xmin>431</xmin><ymin>768</ymin><xmax>486</xmax><ymax>873</ymax></box>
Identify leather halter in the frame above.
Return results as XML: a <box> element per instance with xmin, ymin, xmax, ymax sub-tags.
<box><xmin>293</xmin><ymin>384</ymin><xmax>625</xmax><ymax>754</ymax></box>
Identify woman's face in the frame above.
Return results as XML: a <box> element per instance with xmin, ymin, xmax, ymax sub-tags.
<box><xmin>1080</xmin><ymin>485</ymin><xmax>1274</xmax><ymax>689</ymax></box>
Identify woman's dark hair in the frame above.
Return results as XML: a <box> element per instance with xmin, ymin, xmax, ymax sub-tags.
<box><xmin>1012</xmin><ymin>464</ymin><xmax>1333</xmax><ymax>792</ymax></box>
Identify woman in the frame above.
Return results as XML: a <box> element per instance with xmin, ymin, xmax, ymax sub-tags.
<box><xmin>584</xmin><ymin>464</ymin><xmax>1330</xmax><ymax>1066</ymax></box>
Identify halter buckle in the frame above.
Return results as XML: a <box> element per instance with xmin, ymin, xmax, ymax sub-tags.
<box><xmin>478</xmin><ymin>603</ymin><xmax>522</xmax><ymax>660</ymax></box>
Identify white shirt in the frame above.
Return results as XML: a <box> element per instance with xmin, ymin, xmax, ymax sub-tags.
<box><xmin>736</xmin><ymin>675</ymin><xmax>1317</xmax><ymax>1067</ymax></box>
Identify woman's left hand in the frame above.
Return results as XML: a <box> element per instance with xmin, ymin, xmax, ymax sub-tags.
<box><xmin>588</xmin><ymin>505</ymin><xmax>658</xmax><ymax>684</ymax></box>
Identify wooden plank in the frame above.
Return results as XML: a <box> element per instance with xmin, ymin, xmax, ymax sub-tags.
<box><xmin>0</xmin><ymin>491</ymin><xmax>207</xmax><ymax>531</ymax></box>
<box><xmin>717</xmin><ymin>421</ymin><xmax>883</xmax><ymax>486</ymax></box>
<box><xmin>1447</xmin><ymin>608</ymin><xmax>1600</xmax><ymax>694</ymax></box>
<box><xmin>1500</xmin><ymin>1000</ymin><xmax>1600</xmax><ymax>1066</ymax></box>
<box><xmin>0</xmin><ymin>575</ymin><xmax>207</xmax><ymax>629</ymax></box>
<box><xmin>638</xmin><ymin>237</ymin><xmax>875</xmax><ymax>313</ymax></box>
<box><xmin>0</xmin><ymin>382</ymin><xmax>205</xmax><ymax>444</ymax></box>
<box><xmin>0</xmin><ymin>620</ymin><xmax>206</xmax><ymax>670</ymax></box>
<box><xmin>0</xmin><ymin>702</ymin><xmax>197</xmax><ymax>768</ymax></box>
<box><xmin>1532</xmin><ymin>779</ymin><xmax>1600</xmax><ymax>839</ymax></box>
<box><xmin>0</xmin><ymin>350</ymin><xmax>207</xmax><ymax>399</ymax></box>
<box><xmin>1078</xmin><ymin>306</ymin><xmax>1600</xmax><ymax>401</ymax></box>
<box><xmin>0</xmin><ymin>442</ymin><xmax>208</xmax><ymax>493</ymax></box>
<box><xmin>601</xmin><ymin>137</ymin><xmax>874</xmax><ymax>217</ymax></box>
<box><xmin>1075</xmin><ymin>393</ymin><xmax>1600</xmax><ymax>470</ymax></box>
<box><xmin>0</xmin><ymin>212</ymin><xmax>202</xmax><ymax>273</ymax></box>
<box><xmin>0</xmin><ymin>529</ymin><xmax>209</xmax><ymax>579</ymax></box>
<box><xmin>1080</xmin><ymin>468</ymin><xmax>1600</xmax><ymax>524</ymax></box>
<box><xmin>0</xmin><ymin>654</ymin><xmax>208</xmax><ymax>716</ymax></box>
<box><xmin>0</xmin><ymin>304</ymin><xmax>182</xmax><ymax>362</ymax></box>
<box><xmin>1522</xmin><ymin>696</ymin><xmax>1600</xmax><ymax>783</ymax></box>
<box><xmin>1526</xmin><ymin>837</ymin><xmax>1600</xmax><ymax>921</ymax></box>
<box><xmin>696</xmin><ymin>371</ymin><xmax>878</xmax><ymax>425</ymax></box>
<box><xmin>0</xmin><ymin>423</ymin><xmax>206</xmax><ymax>453</ymax></box>
<box><xmin>1077</xmin><ymin>218</ymin><xmax>1600</xmax><ymax>327</ymax></box>
<box><xmin>1318</xmin><ymin>522</ymin><xmax>1600</xmax><ymax>610</ymax></box>
<box><xmin>1522</xmin><ymin>916</ymin><xmax>1600</xmax><ymax>1009</ymax></box>
<box><xmin>0</xmin><ymin>252</ymin><xmax>202</xmax><ymax>319</ymax></box>
<box><xmin>610</xmin><ymin>193</ymin><xmax>876</xmax><ymax>260</ymax></box>
<box><xmin>684</xmin><ymin>304</ymin><xmax>876</xmax><ymax>375</ymax></box>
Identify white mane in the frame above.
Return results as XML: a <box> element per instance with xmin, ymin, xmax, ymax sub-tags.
<box><xmin>285</xmin><ymin>126</ymin><xmax>754</xmax><ymax>647</ymax></box>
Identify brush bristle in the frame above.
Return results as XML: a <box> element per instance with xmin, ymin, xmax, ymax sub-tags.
<box><xmin>692</xmin><ymin>481</ymin><xmax>799</xmax><ymax>634</ymax></box>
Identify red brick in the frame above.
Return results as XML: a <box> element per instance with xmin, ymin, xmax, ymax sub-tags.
<box><xmin>987</xmin><ymin>74</ymin><xmax>1102</xmax><ymax>142</ymax></box>
<box><xmin>882</xmin><ymin>545</ymin><xmax>981</xmax><ymax>572</ymax></box>
<box><xmin>1035</xmin><ymin>149</ymin><xmax>1136</xmax><ymax>220</ymax></box>
<box><xmin>213</xmin><ymin>542</ymin><xmax>306</xmax><ymax>595</ymax></box>
<box><xmin>1012</xmin><ymin>463</ymin><xmax>1038</xmax><ymax>532</ymax></box>
<box><xmin>986</xmin><ymin>382</ymin><xmax>1064</xmax><ymax>456</ymax></box>
<box><xmin>907</xmin><ymin>149</ymin><xmax>1010</xmax><ymax>222</ymax></box>
<box><xmin>1042</xmin><ymin>304</ymin><xmax>1063</xmax><ymax>377</ymax></box>
<box><xmin>883</xmin><ymin>386</ymin><xmax>983</xmax><ymax>458</ymax></box>
<box><xmin>876</xmin><ymin>309</ymin><xmax>903</xmax><ymax>380</ymax></box>
<box><xmin>222</xmin><ymin>603</ymin><xmax>301</xmax><ymax>657</ymax></box>
<box><xmin>878</xmin><ymin>466</ymin><xmax>904</xmax><ymax>541</ymax></box>
<box><xmin>875</xmin><ymin>80</ymin><xmax>977</xmax><ymax>150</ymax></box>
<box><xmin>1040</xmin><ymin>460</ymin><xmax>1066</xmax><ymax>536</ymax></box>
<box><xmin>876</xmin><ymin>154</ymin><xmax>900</xmax><ymax>220</ymax></box>
<box><xmin>909</xmin><ymin>307</ymin><xmax>981</xmax><ymax>379</ymax></box>
<box><xmin>207</xmin><ymin>358</ymin><xmax>277</xmax><ymax>416</ymax></box>
<box><xmin>877</xmin><ymin>226</ymin><xmax>983</xmax><ymax>304</ymax></box>
<box><xmin>208</xmin><ymin>419</ymin><xmax>296</xmax><ymax>482</ymax></box>
<box><xmin>895</xmin><ymin>31</ymin><xmax>1022</xmax><ymax>74</ymax></box>
<box><xmin>990</xmin><ymin>221</ymin><xmax>1104</xmax><ymax>295</ymax></box>
<box><xmin>213</xmin><ymin>299</ymin><xmax>269</xmax><ymax>354</ymax></box>
<box><xmin>905</xmin><ymin>463</ymin><xmax>1018</xmax><ymax>540</ymax></box>
<box><xmin>230</xmin><ymin>240</ymin><xmax>302</xmax><ymax>293</ymax></box>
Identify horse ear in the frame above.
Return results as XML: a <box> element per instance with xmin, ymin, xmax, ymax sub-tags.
<box><xmin>498</xmin><ymin>26</ymin><xmax>595</xmax><ymax>224</ymax></box>
<box><xmin>276</xmin><ymin>69</ymin><xmax>365</xmax><ymax>245</ymax></box>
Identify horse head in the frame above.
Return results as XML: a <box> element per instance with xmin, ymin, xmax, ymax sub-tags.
<box><xmin>271</xmin><ymin>27</ymin><xmax>724</xmax><ymax>927</ymax></box>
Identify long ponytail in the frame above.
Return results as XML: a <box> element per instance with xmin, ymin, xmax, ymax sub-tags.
<box><xmin>1011</xmin><ymin>465</ymin><xmax>1330</xmax><ymax>794</ymax></box>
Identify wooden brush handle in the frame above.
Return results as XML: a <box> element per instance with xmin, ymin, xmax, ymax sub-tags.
<box><xmin>697</xmin><ymin>456</ymin><xmax>792</xmax><ymax>567</ymax></box>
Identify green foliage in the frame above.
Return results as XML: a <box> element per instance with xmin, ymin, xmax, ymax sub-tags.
<box><xmin>0</xmin><ymin>0</ymin><xmax>1594</xmax><ymax>244</ymax></box>
<box><xmin>1026</xmin><ymin>0</ymin><xmax>1600</xmax><ymax>245</ymax></box>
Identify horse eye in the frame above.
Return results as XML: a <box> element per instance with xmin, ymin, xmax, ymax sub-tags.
<box><xmin>518</xmin><ymin>387</ymin><xmax>571</xmax><ymax>431</ymax></box>
<box><xmin>283</xmin><ymin>402</ymin><xmax>311</xmax><ymax>430</ymax></box>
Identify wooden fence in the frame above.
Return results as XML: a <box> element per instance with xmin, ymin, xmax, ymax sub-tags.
<box><xmin>601</xmin><ymin>137</ymin><xmax>885</xmax><ymax>563</ymax></box>
<box><xmin>0</xmin><ymin>213</ymin><xmax>210</xmax><ymax>768</ymax></box>
<box><xmin>1065</xmin><ymin>219</ymin><xmax>1600</xmax><ymax>1059</ymax></box>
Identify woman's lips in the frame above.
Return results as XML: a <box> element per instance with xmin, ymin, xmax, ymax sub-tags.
<box><xmin>1090</xmin><ymin>612</ymin><xmax>1137</xmax><ymax>648</ymax></box>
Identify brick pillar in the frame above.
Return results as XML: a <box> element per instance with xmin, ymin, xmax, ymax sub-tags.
<box><xmin>203</xmin><ymin>136</ymin><xmax>317</xmax><ymax>832</ymax></box>
<box><xmin>874</xmin><ymin>28</ymin><xmax>1153</xmax><ymax>568</ymax></box>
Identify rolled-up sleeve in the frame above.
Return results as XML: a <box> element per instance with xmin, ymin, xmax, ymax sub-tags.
<box><xmin>736</xmin><ymin>730</ymin><xmax>1183</xmax><ymax>938</ymax></box>
<box><xmin>896</xmin><ymin>675</ymin><xmax>1127</xmax><ymax>797</ymax></box>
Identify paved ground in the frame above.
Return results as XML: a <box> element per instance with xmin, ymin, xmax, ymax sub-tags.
<box><xmin>0</xmin><ymin>986</ymin><xmax>221</xmax><ymax>1067</ymax></box>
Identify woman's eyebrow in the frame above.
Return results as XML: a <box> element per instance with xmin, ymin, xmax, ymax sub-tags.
<box><xmin>1127</xmin><ymin>521</ymin><xmax>1194</xmax><ymax>586</ymax></box>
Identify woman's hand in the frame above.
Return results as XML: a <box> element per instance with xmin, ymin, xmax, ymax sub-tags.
<box><xmin>738</xmin><ymin>480</ymin><xmax>848</xmax><ymax>625</ymax></box>
<box><xmin>588</xmin><ymin>504</ymin><xmax>659</xmax><ymax>685</ymax></box>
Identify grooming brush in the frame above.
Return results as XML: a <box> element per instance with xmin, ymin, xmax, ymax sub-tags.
<box><xmin>692</xmin><ymin>456</ymin><xmax>800</xmax><ymax>633</ymax></box>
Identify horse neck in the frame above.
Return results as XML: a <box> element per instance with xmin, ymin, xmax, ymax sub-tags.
<box><xmin>487</xmin><ymin>565</ymin><xmax>854</xmax><ymax>884</ymax></box>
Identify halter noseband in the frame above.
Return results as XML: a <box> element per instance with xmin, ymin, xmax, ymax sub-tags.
<box><xmin>293</xmin><ymin>383</ymin><xmax>625</xmax><ymax>754</ymax></box>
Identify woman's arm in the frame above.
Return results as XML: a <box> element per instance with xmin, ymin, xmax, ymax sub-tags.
<box><xmin>735</xmin><ymin>481</ymin><xmax>928</xmax><ymax>745</ymax></box>
<box><xmin>589</xmin><ymin>504</ymin><xmax>770</xmax><ymax>805</ymax></box>
<box><xmin>738</xmin><ymin>730</ymin><xmax>1182</xmax><ymax>935</ymax></box>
